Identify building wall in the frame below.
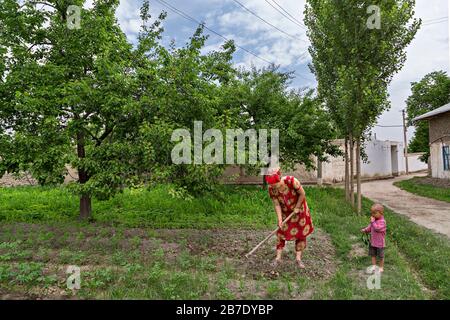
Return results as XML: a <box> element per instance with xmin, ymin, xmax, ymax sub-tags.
<box><xmin>407</xmin><ymin>153</ymin><xmax>428</xmax><ymax>173</ymax></box>
<box><xmin>428</xmin><ymin>112</ymin><xmax>450</xmax><ymax>179</ymax></box>
<box><xmin>361</xmin><ymin>140</ymin><xmax>395</xmax><ymax>178</ymax></box>
<box><xmin>220</xmin><ymin>138</ymin><xmax>427</xmax><ymax>185</ymax></box>
<box><xmin>430</xmin><ymin>140</ymin><xmax>450</xmax><ymax>179</ymax></box>
<box><xmin>429</xmin><ymin>111</ymin><xmax>450</xmax><ymax>143</ymax></box>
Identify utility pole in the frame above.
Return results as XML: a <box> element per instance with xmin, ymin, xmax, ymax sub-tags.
<box><xmin>402</xmin><ymin>109</ymin><xmax>409</xmax><ymax>175</ymax></box>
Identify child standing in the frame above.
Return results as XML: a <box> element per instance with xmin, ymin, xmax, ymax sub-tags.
<box><xmin>361</xmin><ymin>203</ymin><xmax>386</xmax><ymax>273</ymax></box>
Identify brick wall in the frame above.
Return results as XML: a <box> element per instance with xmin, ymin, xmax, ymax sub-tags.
<box><xmin>429</xmin><ymin>111</ymin><xmax>450</xmax><ymax>143</ymax></box>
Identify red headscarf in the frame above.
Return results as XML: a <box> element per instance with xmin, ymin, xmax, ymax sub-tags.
<box><xmin>265</xmin><ymin>168</ymin><xmax>281</xmax><ymax>185</ymax></box>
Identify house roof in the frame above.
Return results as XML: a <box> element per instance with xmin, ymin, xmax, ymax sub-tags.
<box><xmin>412</xmin><ymin>103</ymin><xmax>450</xmax><ymax>121</ymax></box>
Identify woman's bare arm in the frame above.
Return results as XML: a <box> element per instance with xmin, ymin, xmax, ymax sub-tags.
<box><xmin>272</xmin><ymin>198</ymin><xmax>283</xmax><ymax>228</ymax></box>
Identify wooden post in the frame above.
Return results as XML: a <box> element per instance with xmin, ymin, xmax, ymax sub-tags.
<box><xmin>345</xmin><ymin>136</ymin><xmax>349</xmax><ymax>201</ymax></box>
<box><xmin>349</xmin><ymin>134</ymin><xmax>355</xmax><ymax>208</ymax></box>
<box><xmin>245</xmin><ymin>211</ymin><xmax>296</xmax><ymax>258</ymax></box>
<box><xmin>403</xmin><ymin>109</ymin><xmax>409</xmax><ymax>175</ymax></box>
<box><xmin>356</xmin><ymin>139</ymin><xmax>362</xmax><ymax>214</ymax></box>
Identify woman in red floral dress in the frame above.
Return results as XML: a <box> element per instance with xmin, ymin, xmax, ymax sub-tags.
<box><xmin>266</xmin><ymin>167</ymin><xmax>314</xmax><ymax>269</ymax></box>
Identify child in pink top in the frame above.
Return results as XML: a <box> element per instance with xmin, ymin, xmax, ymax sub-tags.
<box><xmin>361</xmin><ymin>203</ymin><xmax>386</xmax><ymax>273</ymax></box>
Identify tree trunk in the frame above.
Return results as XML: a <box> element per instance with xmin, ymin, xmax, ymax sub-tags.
<box><xmin>344</xmin><ymin>136</ymin><xmax>349</xmax><ymax>201</ymax></box>
<box><xmin>77</xmin><ymin>131</ymin><xmax>92</xmax><ymax>219</ymax></box>
<box><xmin>349</xmin><ymin>134</ymin><xmax>355</xmax><ymax>208</ymax></box>
<box><xmin>317</xmin><ymin>158</ymin><xmax>323</xmax><ymax>186</ymax></box>
<box><xmin>356</xmin><ymin>139</ymin><xmax>362</xmax><ymax>214</ymax></box>
<box><xmin>80</xmin><ymin>194</ymin><xmax>92</xmax><ymax>219</ymax></box>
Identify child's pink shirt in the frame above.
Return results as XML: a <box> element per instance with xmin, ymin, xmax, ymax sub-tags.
<box><xmin>363</xmin><ymin>217</ymin><xmax>386</xmax><ymax>248</ymax></box>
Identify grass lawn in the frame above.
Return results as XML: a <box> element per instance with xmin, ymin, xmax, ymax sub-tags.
<box><xmin>0</xmin><ymin>185</ymin><xmax>448</xmax><ymax>299</ymax></box>
<box><xmin>394</xmin><ymin>176</ymin><xmax>450</xmax><ymax>203</ymax></box>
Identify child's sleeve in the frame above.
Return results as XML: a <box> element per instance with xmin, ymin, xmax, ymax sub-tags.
<box><xmin>362</xmin><ymin>224</ymin><xmax>371</xmax><ymax>233</ymax></box>
<box><xmin>371</xmin><ymin>220</ymin><xmax>386</xmax><ymax>232</ymax></box>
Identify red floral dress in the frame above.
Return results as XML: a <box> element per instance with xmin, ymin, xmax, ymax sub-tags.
<box><xmin>268</xmin><ymin>176</ymin><xmax>314</xmax><ymax>251</ymax></box>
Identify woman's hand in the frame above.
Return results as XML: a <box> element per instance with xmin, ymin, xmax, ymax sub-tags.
<box><xmin>278</xmin><ymin>218</ymin><xmax>283</xmax><ymax>229</ymax></box>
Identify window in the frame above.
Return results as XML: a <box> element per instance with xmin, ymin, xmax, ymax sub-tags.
<box><xmin>443</xmin><ymin>146</ymin><xmax>450</xmax><ymax>171</ymax></box>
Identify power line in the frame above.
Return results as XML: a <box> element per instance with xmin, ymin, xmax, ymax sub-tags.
<box><xmin>231</xmin><ymin>0</ymin><xmax>306</xmax><ymax>42</ymax></box>
<box><xmin>272</xmin><ymin>0</ymin><xmax>306</xmax><ymax>29</ymax></box>
<box><xmin>422</xmin><ymin>19</ymin><xmax>448</xmax><ymax>27</ymax></box>
<box><xmin>264</xmin><ymin>0</ymin><xmax>306</xmax><ymax>30</ymax></box>
<box><xmin>152</xmin><ymin>0</ymin><xmax>314</xmax><ymax>82</ymax></box>
<box><xmin>422</xmin><ymin>16</ymin><xmax>448</xmax><ymax>23</ymax></box>
<box><xmin>154</xmin><ymin>0</ymin><xmax>271</xmax><ymax>64</ymax></box>
<box><xmin>376</xmin><ymin>125</ymin><xmax>403</xmax><ymax>128</ymax></box>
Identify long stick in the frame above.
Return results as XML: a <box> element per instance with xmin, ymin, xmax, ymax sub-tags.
<box><xmin>245</xmin><ymin>211</ymin><xmax>296</xmax><ymax>258</ymax></box>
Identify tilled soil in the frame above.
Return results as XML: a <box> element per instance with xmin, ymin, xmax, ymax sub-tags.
<box><xmin>155</xmin><ymin>228</ymin><xmax>337</xmax><ymax>281</ymax></box>
<box><xmin>0</xmin><ymin>223</ymin><xmax>338</xmax><ymax>299</ymax></box>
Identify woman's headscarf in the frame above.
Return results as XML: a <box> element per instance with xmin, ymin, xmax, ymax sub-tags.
<box><xmin>265</xmin><ymin>167</ymin><xmax>281</xmax><ymax>185</ymax></box>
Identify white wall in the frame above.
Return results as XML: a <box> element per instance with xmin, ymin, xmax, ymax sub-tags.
<box><xmin>407</xmin><ymin>153</ymin><xmax>428</xmax><ymax>173</ymax></box>
<box><xmin>323</xmin><ymin>139</ymin><xmax>427</xmax><ymax>183</ymax></box>
<box><xmin>431</xmin><ymin>141</ymin><xmax>450</xmax><ymax>179</ymax></box>
<box><xmin>361</xmin><ymin>140</ymin><xmax>395</xmax><ymax>177</ymax></box>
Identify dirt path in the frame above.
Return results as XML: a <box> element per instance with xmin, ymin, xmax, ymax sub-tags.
<box><xmin>361</xmin><ymin>173</ymin><xmax>450</xmax><ymax>238</ymax></box>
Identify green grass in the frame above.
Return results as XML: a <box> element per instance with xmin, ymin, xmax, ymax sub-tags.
<box><xmin>308</xmin><ymin>187</ymin><xmax>449</xmax><ymax>299</ymax></box>
<box><xmin>0</xmin><ymin>185</ymin><xmax>274</xmax><ymax>228</ymax></box>
<box><xmin>394</xmin><ymin>177</ymin><xmax>450</xmax><ymax>203</ymax></box>
<box><xmin>0</xmin><ymin>184</ymin><xmax>448</xmax><ymax>299</ymax></box>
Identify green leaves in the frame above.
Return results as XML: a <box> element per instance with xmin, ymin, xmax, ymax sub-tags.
<box><xmin>406</xmin><ymin>71</ymin><xmax>450</xmax><ymax>158</ymax></box>
<box><xmin>305</xmin><ymin>0</ymin><xmax>420</xmax><ymax>139</ymax></box>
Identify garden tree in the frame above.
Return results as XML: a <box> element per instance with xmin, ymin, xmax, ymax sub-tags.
<box><xmin>0</xmin><ymin>0</ymin><xmax>150</xmax><ymax>219</ymax></box>
<box><xmin>134</xmin><ymin>6</ymin><xmax>240</xmax><ymax>194</ymax></box>
<box><xmin>406</xmin><ymin>71</ymin><xmax>450</xmax><ymax>161</ymax></box>
<box><xmin>305</xmin><ymin>0</ymin><xmax>420</xmax><ymax>213</ymax></box>
<box><xmin>222</xmin><ymin>66</ymin><xmax>340</xmax><ymax>184</ymax></box>
<box><xmin>0</xmin><ymin>0</ymin><xmax>239</xmax><ymax>211</ymax></box>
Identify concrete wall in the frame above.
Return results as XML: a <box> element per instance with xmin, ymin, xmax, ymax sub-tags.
<box><xmin>1</xmin><ymin>140</ymin><xmax>430</xmax><ymax>187</ymax></box>
<box><xmin>220</xmin><ymin>138</ymin><xmax>428</xmax><ymax>185</ymax></box>
<box><xmin>361</xmin><ymin>139</ymin><xmax>396</xmax><ymax>178</ymax></box>
<box><xmin>430</xmin><ymin>139</ymin><xmax>450</xmax><ymax>179</ymax></box>
<box><xmin>407</xmin><ymin>153</ymin><xmax>428</xmax><ymax>173</ymax></box>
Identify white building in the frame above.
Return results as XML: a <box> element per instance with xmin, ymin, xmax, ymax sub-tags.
<box><xmin>222</xmin><ymin>138</ymin><xmax>428</xmax><ymax>185</ymax></box>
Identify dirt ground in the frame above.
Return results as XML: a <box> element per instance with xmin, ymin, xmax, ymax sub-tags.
<box><xmin>361</xmin><ymin>173</ymin><xmax>450</xmax><ymax>238</ymax></box>
<box><xmin>0</xmin><ymin>223</ymin><xmax>337</xmax><ymax>300</ymax></box>
<box><xmin>155</xmin><ymin>228</ymin><xmax>337</xmax><ymax>281</ymax></box>
<box><xmin>410</xmin><ymin>176</ymin><xmax>450</xmax><ymax>188</ymax></box>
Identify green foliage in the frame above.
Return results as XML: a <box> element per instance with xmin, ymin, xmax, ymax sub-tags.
<box><xmin>0</xmin><ymin>185</ymin><xmax>449</xmax><ymax>299</ymax></box>
<box><xmin>305</xmin><ymin>0</ymin><xmax>420</xmax><ymax>141</ymax></box>
<box><xmin>309</xmin><ymin>187</ymin><xmax>449</xmax><ymax>299</ymax></box>
<box><xmin>406</xmin><ymin>71</ymin><xmax>450</xmax><ymax>160</ymax></box>
<box><xmin>227</xmin><ymin>66</ymin><xmax>340</xmax><ymax>172</ymax></box>
<box><xmin>0</xmin><ymin>1</ymin><xmax>342</xmax><ymax>217</ymax></box>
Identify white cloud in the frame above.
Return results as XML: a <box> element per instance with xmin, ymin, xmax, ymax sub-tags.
<box><xmin>113</xmin><ymin>0</ymin><xmax>449</xmax><ymax>142</ymax></box>
<box><xmin>374</xmin><ymin>0</ymin><xmax>449</xmax><ymax>142</ymax></box>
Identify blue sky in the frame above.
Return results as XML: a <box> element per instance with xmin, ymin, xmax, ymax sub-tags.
<box><xmin>107</xmin><ymin>0</ymin><xmax>449</xmax><ymax>143</ymax></box>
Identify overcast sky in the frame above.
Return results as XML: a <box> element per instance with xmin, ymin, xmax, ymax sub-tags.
<box><xmin>111</xmin><ymin>0</ymin><xmax>449</xmax><ymax>143</ymax></box>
